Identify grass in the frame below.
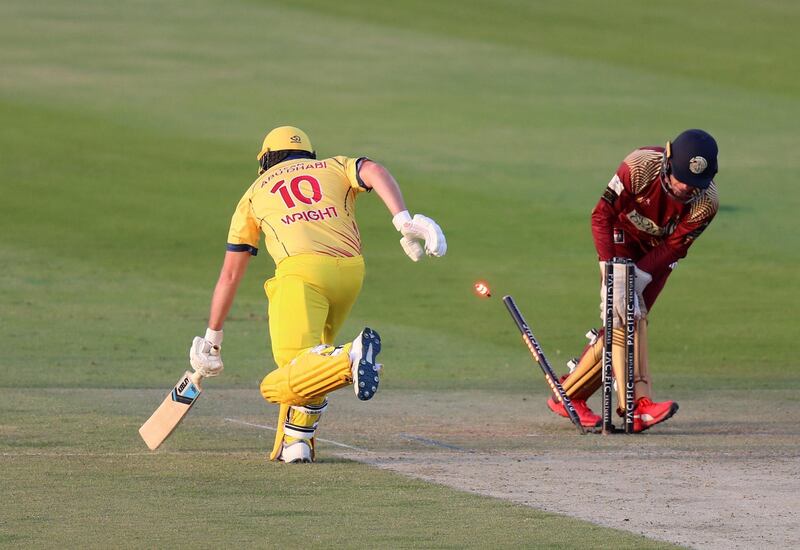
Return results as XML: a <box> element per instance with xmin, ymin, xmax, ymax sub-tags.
<box><xmin>1</xmin><ymin>0</ymin><xmax>797</xmax><ymax>547</ymax></box>
<box><xmin>0</xmin><ymin>387</ymin><xmax>677</xmax><ymax>549</ymax></box>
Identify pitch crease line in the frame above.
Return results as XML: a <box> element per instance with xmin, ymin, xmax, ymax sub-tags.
<box><xmin>224</xmin><ymin>417</ymin><xmax>367</xmax><ymax>452</ymax></box>
<box><xmin>398</xmin><ymin>433</ymin><xmax>466</xmax><ymax>451</ymax></box>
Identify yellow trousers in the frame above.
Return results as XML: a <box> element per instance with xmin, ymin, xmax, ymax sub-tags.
<box><xmin>259</xmin><ymin>254</ymin><xmax>365</xmax><ymax>406</ymax></box>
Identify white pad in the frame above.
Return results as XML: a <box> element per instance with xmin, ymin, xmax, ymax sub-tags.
<box><xmin>291</xmin><ymin>400</ymin><xmax>329</xmax><ymax>416</ymax></box>
<box><xmin>283</xmin><ymin>422</ymin><xmax>317</xmax><ymax>440</ymax></box>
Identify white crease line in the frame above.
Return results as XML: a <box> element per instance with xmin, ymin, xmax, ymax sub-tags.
<box><xmin>1</xmin><ymin>451</ymin><xmax>240</xmax><ymax>457</ymax></box>
<box><xmin>224</xmin><ymin>417</ymin><xmax>368</xmax><ymax>452</ymax></box>
<box><xmin>398</xmin><ymin>433</ymin><xmax>467</xmax><ymax>451</ymax></box>
<box><xmin>2</xmin><ymin>452</ymin><xmax>150</xmax><ymax>457</ymax></box>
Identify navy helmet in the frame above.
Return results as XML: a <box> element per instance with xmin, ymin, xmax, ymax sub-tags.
<box><xmin>666</xmin><ymin>129</ymin><xmax>718</xmax><ymax>189</ymax></box>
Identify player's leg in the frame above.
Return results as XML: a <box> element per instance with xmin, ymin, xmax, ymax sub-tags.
<box><xmin>260</xmin><ymin>270</ymin><xmax>332</xmax><ymax>462</ymax></box>
<box><xmin>261</xmin><ymin>257</ymin><xmax>368</xmax><ymax>404</ymax></box>
<box><xmin>632</xmin><ymin>267</ymin><xmax>679</xmax><ymax>431</ymax></box>
<box><xmin>264</xmin><ymin>332</ymin><xmax>382</xmax><ymax>460</ymax></box>
<box><xmin>561</xmin><ymin>331</ymin><xmax>603</xmax><ymax>399</ymax></box>
<box><xmin>631</xmin><ymin>316</ymin><xmax>678</xmax><ymax>432</ymax></box>
<box><xmin>260</xmin><ymin>256</ymin><xmax>377</xmax><ymax>461</ymax></box>
<box><xmin>319</xmin><ymin>257</ymin><xmax>382</xmax><ymax>401</ymax></box>
<box><xmin>611</xmin><ymin>327</ymin><xmax>628</xmax><ymax>414</ymax></box>
<box><xmin>319</xmin><ymin>256</ymin><xmax>365</xmax><ymax>344</ymax></box>
<box><xmin>260</xmin><ymin>272</ymin><xmax>348</xmax><ymax>461</ymax></box>
<box><xmin>546</xmin><ymin>330</ymin><xmax>603</xmax><ymax>427</ymax></box>
<box><xmin>279</xmin><ymin>398</ymin><xmax>329</xmax><ymax>463</ymax></box>
<box><xmin>634</xmin><ymin>317</ymin><xmax>652</xmax><ymax>398</ymax></box>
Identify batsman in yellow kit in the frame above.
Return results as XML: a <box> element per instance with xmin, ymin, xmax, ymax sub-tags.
<box><xmin>188</xmin><ymin>126</ymin><xmax>447</xmax><ymax>463</ymax></box>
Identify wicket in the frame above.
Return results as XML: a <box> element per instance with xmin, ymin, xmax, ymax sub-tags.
<box><xmin>602</xmin><ymin>257</ymin><xmax>636</xmax><ymax>435</ymax></box>
<box><xmin>503</xmin><ymin>295</ymin><xmax>586</xmax><ymax>435</ymax></box>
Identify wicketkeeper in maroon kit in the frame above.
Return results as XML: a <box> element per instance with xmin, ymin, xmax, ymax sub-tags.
<box><xmin>547</xmin><ymin>129</ymin><xmax>719</xmax><ymax>432</ymax></box>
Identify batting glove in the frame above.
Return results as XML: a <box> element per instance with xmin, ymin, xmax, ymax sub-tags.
<box><xmin>392</xmin><ymin>211</ymin><xmax>447</xmax><ymax>261</ymax></box>
<box><xmin>189</xmin><ymin>328</ymin><xmax>224</xmax><ymax>377</ymax></box>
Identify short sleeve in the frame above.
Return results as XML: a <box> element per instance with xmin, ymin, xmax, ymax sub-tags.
<box><xmin>225</xmin><ymin>189</ymin><xmax>260</xmax><ymax>255</ymax></box>
<box><xmin>334</xmin><ymin>155</ymin><xmax>370</xmax><ymax>191</ymax></box>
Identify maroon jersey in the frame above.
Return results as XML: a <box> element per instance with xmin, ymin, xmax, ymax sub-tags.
<box><xmin>591</xmin><ymin>147</ymin><xmax>718</xmax><ymax>276</ymax></box>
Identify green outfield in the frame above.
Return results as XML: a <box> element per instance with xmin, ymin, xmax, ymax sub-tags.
<box><xmin>1</xmin><ymin>1</ymin><xmax>797</xmax><ymax>548</ymax></box>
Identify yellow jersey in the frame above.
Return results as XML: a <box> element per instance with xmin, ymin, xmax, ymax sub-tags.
<box><xmin>226</xmin><ymin>156</ymin><xmax>368</xmax><ymax>264</ymax></box>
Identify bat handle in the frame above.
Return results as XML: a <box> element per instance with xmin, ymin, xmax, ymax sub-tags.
<box><xmin>189</xmin><ymin>370</ymin><xmax>204</xmax><ymax>387</ymax></box>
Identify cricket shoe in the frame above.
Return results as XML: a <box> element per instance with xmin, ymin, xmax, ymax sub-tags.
<box><xmin>350</xmin><ymin>328</ymin><xmax>381</xmax><ymax>401</ymax></box>
<box><xmin>547</xmin><ymin>396</ymin><xmax>602</xmax><ymax>428</ymax></box>
<box><xmin>278</xmin><ymin>441</ymin><xmax>313</xmax><ymax>464</ymax></box>
<box><xmin>632</xmin><ymin>397</ymin><xmax>679</xmax><ymax>433</ymax></box>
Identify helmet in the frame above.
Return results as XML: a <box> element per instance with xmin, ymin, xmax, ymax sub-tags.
<box><xmin>665</xmin><ymin>129</ymin><xmax>718</xmax><ymax>189</ymax></box>
<box><xmin>256</xmin><ymin>126</ymin><xmax>314</xmax><ymax>163</ymax></box>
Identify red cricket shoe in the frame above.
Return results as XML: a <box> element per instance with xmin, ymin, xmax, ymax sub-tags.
<box><xmin>547</xmin><ymin>396</ymin><xmax>602</xmax><ymax>428</ymax></box>
<box><xmin>633</xmin><ymin>397</ymin><xmax>679</xmax><ymax>432</ymax></box>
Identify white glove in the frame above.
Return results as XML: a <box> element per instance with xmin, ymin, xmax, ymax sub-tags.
<box><xmin>392</xmin><ymin>210</ymin><xmax>447</xmax><ymax>261</ymax></box>
<box><xmin>399</xmin><ymin>236</ymin><xmax>424</xmax><ymax>262</ymax></box>
<box><xmin>599</xmin><ymin>262</ymin><xmax>643</xmax><ymax>328</ymax></box>
<box><xmin>634</xmin><ymin>266</ymin><xmax>652</xmax><ymax>317</ymax></box>
<box><xmin>189</xmin><ymin>328</ymin><xmax>224</xmax><ymax>377</ymax></box>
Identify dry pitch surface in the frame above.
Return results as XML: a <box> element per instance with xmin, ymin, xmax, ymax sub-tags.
<box><xmin>223</xmin><ymin>388</ymin><xmax>799</xmax><ymax>550</ymax></box>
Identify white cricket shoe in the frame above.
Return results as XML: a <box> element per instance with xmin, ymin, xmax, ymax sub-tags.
<box><xmin>278</xmin><ymin>441</ymin><xmax>313</xmax><ymax>464</ymax></box>
<box><xmin>350</xmin><ymin>327</ymin><xmax>382</xmax><ymax>401</ymax></box>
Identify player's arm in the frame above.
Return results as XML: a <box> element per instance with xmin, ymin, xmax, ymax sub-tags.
<box><xmin>637</xmin><ymin>187</ymin><xmax>718</xmax><ymax>275</ymax></box>
<box><xmin>592</xmin><ymin>162</ymin><xmax>647</xmax><ymax>322</ymax></box>
<box><xmin>189</xmin><ymin>251</ymin><xmax>251</xmax><ymax>378</ymax></box>
<box><xmin>190</xmin><ymin>189</ymin><xmax>260</xmax><ymax>377</ymax></box>
<box><xmin>357</xmin><ymin>159</ymin><xmax>447</xmax><ymax>261</ymax></box>
<box><xmin>208</xmin><ymin>250</ymin><xmax>251</xmax><ymax>330</ymax></box>
<box><xmin>358</xmin><ymin>159</ymin><xmax>407</xmax><ymax>215</ymax></box>
<box><xmin>591</xmin><ymin>163</ymin><xmax>632</xmax><ymax>262</ymax></box>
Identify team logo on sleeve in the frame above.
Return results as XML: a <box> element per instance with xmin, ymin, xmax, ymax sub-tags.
<box><xmin>689</xmin><ymin>156</ymin><xmax>708</xmax><ymax>174</ymax></box>
<box><xmin>602</xmin><ymin>174</ymin><xmax>624</xmax><ymax>205</ymax></box>
<box><xmin>607</xmin><ymin>174</ymin><xmax>624</xmax><ymax>195</ymax></box>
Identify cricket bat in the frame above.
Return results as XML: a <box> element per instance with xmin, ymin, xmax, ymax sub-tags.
<box><xmin>139</xmin><ymin>370</ymin><xmax>203</xmax><ymax>450</ymax></box>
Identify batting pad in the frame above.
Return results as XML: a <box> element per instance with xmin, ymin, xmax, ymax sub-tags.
<box><xmin>260</xmin><ymin>343</ymin><xmax>353</xmax><ymax>406</ymax></box>
<box><xmin>562</xmin><ymin>334</ymin><xmax>604</xmax><ymax>401</ymax></box>
<box><xmin>611</xmin><ymin>328</ymin><xmax>628</xmax><ymax>409</ymax></box>
<box><xmin>562</xmin><ymin>321</ymin><xmax>651</xmax><ymax>406</ymax></box>
<box><xmin>268</xmin><ymin>398</ymin><xmax>328</xmax><ymax>461</ymax></box>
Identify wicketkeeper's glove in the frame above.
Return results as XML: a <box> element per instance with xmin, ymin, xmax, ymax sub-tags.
<box><xmin>598</xmin><ymin>262</ymin><xmax>652</xmax><ymax>326</ymax></box>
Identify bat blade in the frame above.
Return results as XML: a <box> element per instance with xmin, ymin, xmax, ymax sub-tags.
<box><xmin>139</xmin><ymin>371</ymin><xmax>203</xmax><ymax>450</ymax></box>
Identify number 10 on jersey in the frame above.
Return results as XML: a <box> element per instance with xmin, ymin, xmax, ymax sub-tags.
<box><xmin>270</xmin><ymin>175</ymin><xmax>322</xmax><ymax>208</ymax></box>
